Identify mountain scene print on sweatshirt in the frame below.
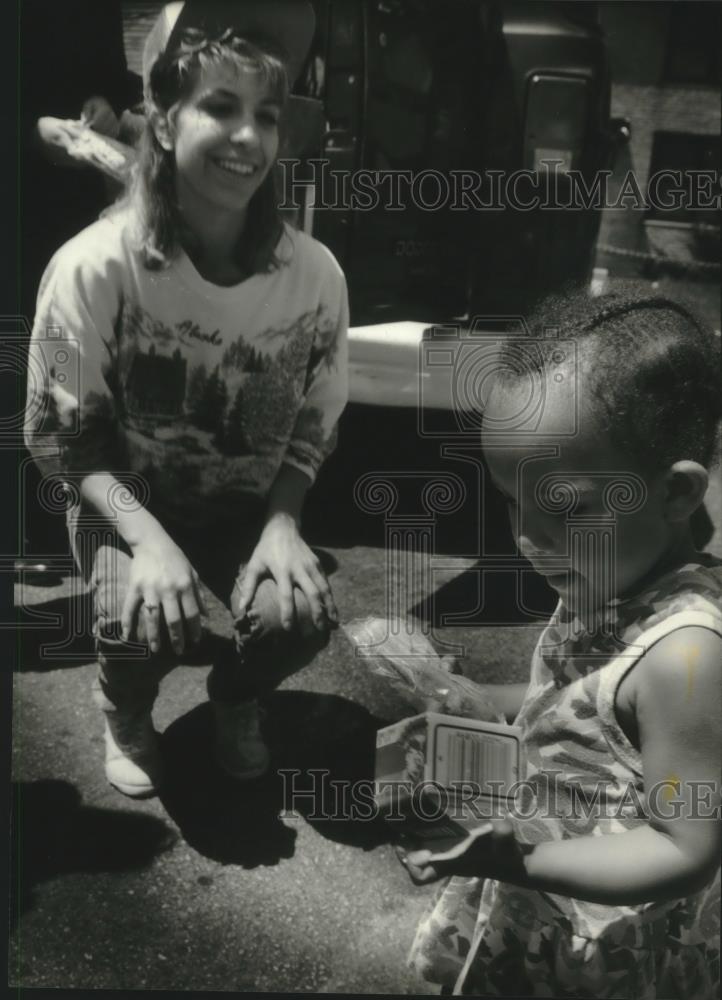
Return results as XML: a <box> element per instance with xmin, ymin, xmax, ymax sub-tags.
<box><xmin>115</xmin><ymin>302</ymin><xmax>332</xmax><ymax>499</ymax></box>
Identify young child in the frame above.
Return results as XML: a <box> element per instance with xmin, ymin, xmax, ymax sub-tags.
<box><xmin>24</xmin><ymin>0</ymin><xmax>349</xmax><ymax>798</ymax></box>
<box><xmin>400</xmin><ymin>288</ymin><xmax>721</xmax><ymax>998</ymax></box>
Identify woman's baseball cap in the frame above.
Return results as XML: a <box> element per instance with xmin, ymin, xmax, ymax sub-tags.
<box><xmin>142</xmin><ymin>0</ymin><xmax>316</xmax><ymax>94</ymax></box>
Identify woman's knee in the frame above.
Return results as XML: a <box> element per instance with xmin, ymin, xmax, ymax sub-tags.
<box><xmin>91</xmin><ymin>545</ymin><xmax>140</xmax><ymax>644</ymax></box>
<box><xmin>93</xmin><ymin>551</ymin><xmax>164</xmax><ymax>664</ymax></box>
<box><xmin>96</xmin><ymin>625</ymin><xmax>154</xmax><ymax>663</ymax></box>
<box><xmin>231</xmin><ymin>575</ymin><xmax>329</xmax><ymax>649</ymax></box>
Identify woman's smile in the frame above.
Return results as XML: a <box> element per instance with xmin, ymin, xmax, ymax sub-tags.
<box><xmin>170</xmin><ymin>63</ymin><xmax>281</xmax><ymax>217</ymax></box>
<box><xmin>212</xmin><ymin>156</ymin><xmax>261</xmax><ymax>178</ymax></box>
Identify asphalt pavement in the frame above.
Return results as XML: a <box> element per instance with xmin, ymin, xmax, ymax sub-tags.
<box><xmin>11</xmin><ymin>534</ymin><xmax>545</xmax><ymax>993</ymax></box>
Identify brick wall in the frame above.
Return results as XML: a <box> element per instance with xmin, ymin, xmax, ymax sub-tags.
<box><xmin>609</xmin><ymin>84</ymin><xmax>719</xmax><ymax>193</ymax></box>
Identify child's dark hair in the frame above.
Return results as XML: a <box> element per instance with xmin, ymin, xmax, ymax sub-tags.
<box><xmin>133</xmin><ymin>26</ymin><xmax>290</xmax><ymax>273</ymax></box>
<box><xmin>495</xmin><ymin>283</ymin><xmax>721</xmax><ymax>474</ymax></box>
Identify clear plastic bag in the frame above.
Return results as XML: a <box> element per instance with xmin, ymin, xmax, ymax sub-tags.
<box><xmin>343</xmin><ymin>616</ymin><xmax>506</xmax><ymax>724</ymax></box>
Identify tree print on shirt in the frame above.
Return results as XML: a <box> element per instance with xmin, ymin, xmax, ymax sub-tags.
<box><xmin>63</xmin><ymin>390</ymin><xmax>121</xmax><ymax>472</ymax></box>
<box><xmin>226</xmin><ymin>370</ymin><xmax>296</xmax><ymax>455</ymax></box>
<box><xmin>122</xmin><ymin>303</ymin><xmax>177</xmax><ymax>351</ymax></box>
<box><xmin>126</xmin><ymin>345</ymin><xmax>187</xmax><ymax>419</ymax></box>
<box><xmin>117</xmin><ymin>303</ymin><xmax>340</xmax><ymax>470</ymax></box>
<box><xmin>224</xmin><ymin>384</ymin><xmax>252</xmax><ymax>455</ymax></box>
<box><xmin>221</xmin><ymin>340</ymin><xmax>269</xmax><ymax>374</ymax></box>
<box><xmin>286</xmin><ymin>405</ymin><xmax>335</xmax><ymax>469</ymax></box>
<box><xmin>191</xmin><ymin>365</ymin><xmax>227</xmax><ymax>441</ymax></box>
<box><xmin>216</xmin><ymin>308</ymin><xmax>333</xmax><ymax>457</ymax></box>
<box><xmin>186</xmin><ymin>363</ymin><xmax>208</xmax><ymax>416</ymax></box>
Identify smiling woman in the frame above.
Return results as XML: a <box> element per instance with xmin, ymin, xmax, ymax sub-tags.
<box><xmin>24</xmin><ymin>1</ymin><xmax>349</xmax><ymax>801</ymax></box>
<box><xmin>162</xmin><ymin>61</ymin><xmax>282</xmax><ymax>278</ymax></box>
<box><xmin>137</xmin><ymin>22</ymin><xmax>290</xmax><ymax>281</ymax></box>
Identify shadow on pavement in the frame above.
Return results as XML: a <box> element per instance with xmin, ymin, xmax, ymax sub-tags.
<box><xmin>267</xmin><ymin>690</ymin><xmax>390</xmax><ymax>850</ymax></box>
<box><xmin>159</xmin><ymin>691</ymin><xmax>389</xmax><ymax>866</ymax></box>
<box><xmin>14</xmin><ymin>593</ymin><xmax>97</xmax><ymax>671</ymax></box>
<box><xmin>10</xmin><ymin>779</ymin><xmax>177</xmax><ymax>927</ymax></box>
<box><xmin>311</xmin><ymin>548</ymin><xmax>339</xmax><ymax>578</ymax></box>
<box><xmin>159</xmin><ymin>700</ymin><xmax>298</xmax><ymax>868</ymax></box>
<box><xmin>411</xmin><ymin>559</ymin><xmax>557</xmax><ymax>627</ymax></box>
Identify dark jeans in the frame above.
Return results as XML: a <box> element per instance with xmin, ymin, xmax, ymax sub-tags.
<box><xmin>68</xmin><ymin>505</ymin><xmax>331</xmax><ymax>713</ymax></box>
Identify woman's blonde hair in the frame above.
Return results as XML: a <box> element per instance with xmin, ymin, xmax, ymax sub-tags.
<box><xmin>132</xmin><ymin>27</ymin><xmax>290</xmax><ymax>274</ymax></box>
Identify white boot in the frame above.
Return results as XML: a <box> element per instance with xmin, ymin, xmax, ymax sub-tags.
<box><xmin>103</xmin><ymin>709</ymin><xmax>163</xmax><ymax>798</ymax></box>
<box><xmin>212</xmin><ymin>699</ymin><xmax>270</xmax><ymax>780</ymax></box>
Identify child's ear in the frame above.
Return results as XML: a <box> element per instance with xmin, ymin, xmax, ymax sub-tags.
<box><xmin>662</xmin><ymin>461</ymin><xmax>708</xmax><ymax>522</ymax></box>
<box><xmin>149</xmin><ymin>108</ymin><xmax>175</xmax><ymax>152</ymax></box>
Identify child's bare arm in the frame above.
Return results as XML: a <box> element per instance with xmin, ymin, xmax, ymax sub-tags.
<box><xmin>404</xmin><ymin>627</ymin><xmax>721</xmax><ymax>904</ymax></box>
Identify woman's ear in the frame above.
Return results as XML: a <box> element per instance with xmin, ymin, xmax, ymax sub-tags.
<box><xmin>148</xmin><ymin>108</ymin><xmax>175</xmax><ymax>152</ymax></box>
<box><xmin>663</xmin><ymin>461</ymin><xmax>708</xmax><ymax>522</ymax></box>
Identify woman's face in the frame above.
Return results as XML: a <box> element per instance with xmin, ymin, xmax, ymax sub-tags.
<box><xmin>168</xmin><ymin>61</ymin><xmax>281</xmax><ymax>219</ymax></box>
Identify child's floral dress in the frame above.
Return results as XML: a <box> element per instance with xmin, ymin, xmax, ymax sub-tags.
<box><xmin>410</xmin><ymin>557</ymin><xmax>722</xmax><ymax>998</ymax></box>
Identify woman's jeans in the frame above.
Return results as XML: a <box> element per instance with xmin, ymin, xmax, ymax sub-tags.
<box><xmin>67</xmin><ymin>505</ymin><xmax>331</xmax><ymax>716</ymax></box>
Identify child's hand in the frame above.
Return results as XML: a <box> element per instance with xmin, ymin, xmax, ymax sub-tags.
<box><xmin>121</xmin><ymin>535</ymin><xmax>207</xmax><ymax>655</ymax></box>
<box><xmin>234</xmin><ymin>513</ymin><xmax>338</xmax><ymax>631</ymax></box>
<box><xmin>397</xmin><ymin>819</ymin><xmax>526</xmax><ymax>885</ymax></box>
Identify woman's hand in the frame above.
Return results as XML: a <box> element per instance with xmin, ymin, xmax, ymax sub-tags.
<box><xmin>397</xmin><ymin>820</ymin><xmax>528</xmax><ymax>886</ymax></box>
<box><xmin>234</xmin><ymin>513</ymin><xmax>338</xmax><ymax>632</ymax></box>
<box><xmin>121</xmin><ymin>533</ymin><xmax>207</xmax><ymax>655</ymax></box>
